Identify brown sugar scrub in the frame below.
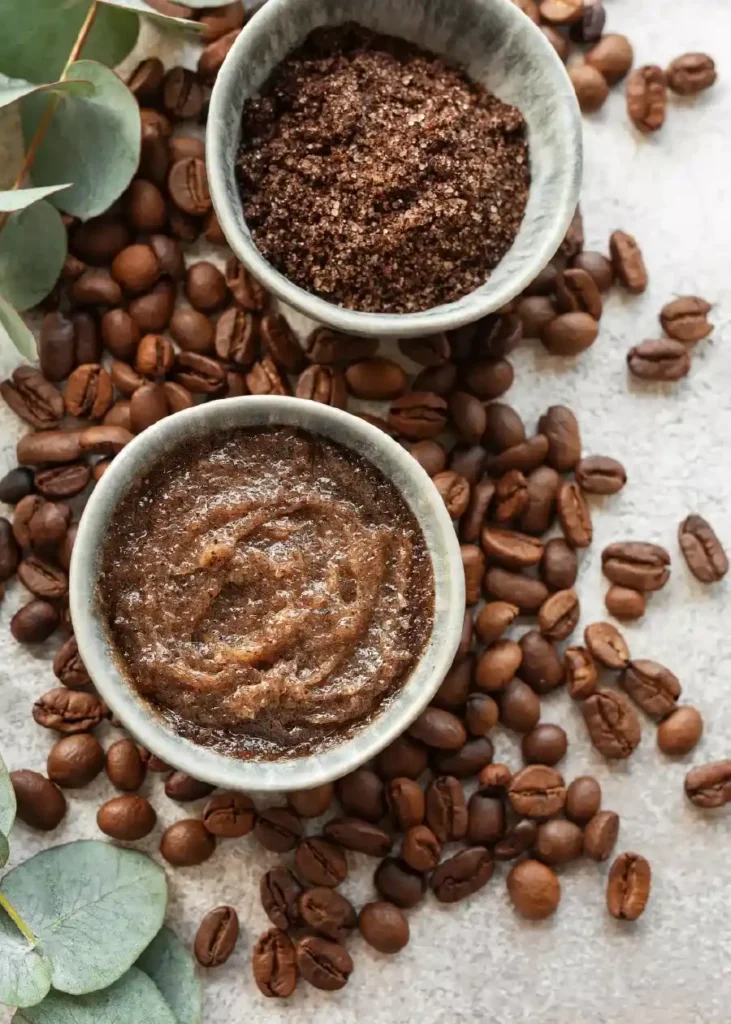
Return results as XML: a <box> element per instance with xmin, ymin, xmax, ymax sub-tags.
<box><xmin>236</xmin><ymin>24</ymin><xmax>530</xmax><ymax>314</ymax></box>
<box><xmin>97</xmin><ymin>427</ymin><xmax>434</xmax><ymax>760</ymax></box>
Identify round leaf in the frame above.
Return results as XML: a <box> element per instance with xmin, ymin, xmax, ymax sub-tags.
<box><xmin>0</xmin><ymin>832</ymin><xmax>8</xmax><ymax>869</ymax></box>
<box><xmin>0</xmin><ymin>902</ymin><xmax>52</xmax><ymax>1009</ymax></box>
<box><xmin>0</xmin><ymin>295</ymin><xmax>38</xmax><ymax>361</ymax></box>
<box><xmin>0</xmin><ymin>75</ymin><xmax>94</xmax><ymax>111</ymax></box>
<box><xmin>0</xmin><ymin>841</ymin><xmax>168</xmax><ymax>996</ymax></box>
<box><xmin>0</xmin><ymin>748</ymin><xmax>16</xmax><ymax>836</ymax></box>
<box><xmin>137</xmin><ymin>926</ymin><xmax>202</xmax><ymax>1024</ymax></box>
<box><xmin>0</xmin><ymin>184</ymin><xmax>73</xmax><ymax>212</ymax></box>
<box><xmin>13</xmin><ymin>966</ymin><xmax>178</xmax><ymax>1023</ymax></box>
<box><xmin>0</xmin><ymin>1</ymin><xmax>139</xmax><ymax>85</ymax></box>
<box><xmin>103</xmin><ymin>0</ymin><xmax>204</xmax><ymax>31</ymax></box>
<box><xmin>0</xmin><ymin>200</ymin><xmax>66</xmax><ymax>311</ymax></box>
<box><xmin>21</xmin><ymin>60</ymin><xmax>141</xmax><ymax>221</ymax></box>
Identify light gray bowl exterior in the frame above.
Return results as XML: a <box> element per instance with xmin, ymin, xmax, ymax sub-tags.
<box><xmin>207</xmin><ymin>0</ymin><xmax>582</xmax><ymax>337</ymax></box>
<box><xmin>70</xmin><ymin>397</ymin><xmax>464</xmax><ymax>793</ymax></box>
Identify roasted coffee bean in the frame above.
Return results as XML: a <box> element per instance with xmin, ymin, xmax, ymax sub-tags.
<box><xmin>97</xmin><ymin>795</ymin><xmax>157</xmax><ymax>841</ymax></box>
<box><xmin>447</xmin><ymin>391</ymin><xmax>486</xmax><ymax>445</ymax></box>
<box><xmin>374</xmin><ymin>735</ymin><xmax>428</xmax><ymax>781</ymax></box>
<box><xmin>401</xmin><ymin>824</ymin><xmax>441</xmax><ymax>872</ymax></box>
<box><xmin>657</xmin><ymin>706</ymin><xmax>703</xmax><ymax>756</ymax></box>
<box><xmin>0</xmin><ymin>468</ymin><xmax>33</xmax><ymax>505</ymax></box>
<box><xmin>165</xmin><ymin>771</ymin><xmax>215</xmax><ymax>802</ymax></box>
<box><xmin>168</xmin><ymin>157</ymin><xmax>211</xmax><ymax>216</ymax></box>
<box><xmin>479</xmin><ymin>760</ymin><xmax>512</xmax><ymax>791</ymax></box>
<box><xmin>358</xmin><ymin>901</ymin><xmax>409</xmax><ymax>954</ymax></box>
<box><xmin>104</xmin><ymin>401</ymin><xmax>132</xmax><ymax>431</ymax></box>
<box><xmin>484</xmin><ymin>567</ymin><xmax>549</xmax><ymax>613</ymax></box>
<box><xmin>486</xmin><ymin>434</ymin><xmax>549</xmax><ymax>477</ymax></box>
<box><xmin>472</xmin><ymin>313</ymin><xmax>523</xmax><ymax>360</ymax></box>
<box><xmin>202</xmin><ymin>792</ymin><xmax>256</xmax><ymax>837</ymax></box>
<box><xmin>539</xmin><ymin>0</ymin><xmax>582</xmax><ymax>23</ymax></box>
<box><xmin>582</xmin><ymin>689</ymin><xmax>641</xmax><ymax>759</ymax></box>
<box><xmin>462</xmin><ymin>358</ymin><xmax>514</xmax><ymax>401</ymax></box>
<box><xmin>167</xmin><ymin>205</ymin><xmax>200</xmax><ymax>242</ymax></box>
<box><xmin>160</xmin><ymin>819</ymin><xmax>215</xmax><ymax>866</ymax></box>
<box><xmin>198</xmin><ymin>26</ymin><xmax>241</xmax><ymax>81</ymax></box>
<box><xmin>261</xmin><ymin>867</ymin><xmax>302</xmax><ymax>930</ymax></box>
<box><xmin>245</xmin><ymin>355</ymin><xmax>288</xmax><ymax>396</ymax></box>
<box><xmin>374</xmin><ymin>858</ymin><xmax>425</xmax><ymax>909</ymax></box>
<box><xmin>128</xmin><ymin>56</ymin><xmax>164</xmax><ymax>101</ymax></box>
<box><xmin>111</xmin><ymin>243</ymin><xmax>161</xmax><ymax>294</ymax></box>
<box><xmin>162</xmin><ymin>65</ymin><xmax>204</xmax><ymax>119</ymax></box>
<box><xmin>494</xmin><ymin>818</ymin><xmax>537</xmax><ymax>861</ymax></box>
<box><xmin>336</xmin><ymin>768</ymin><xmax>384</xmax><ymax>822</ymax></box>
<box><xmin>459</xmin><ymin>545</ymin><xmax>482</xmax><ymax>604</ymax></box>
<box><xmin>509</xmin><ymin>765</ymin><xmax>566</xmax><ymax>819</ymax></box>
<box><xmin>409</xmin><ymin>439</ymin><xmax>447</xmax><ymax>477</ymax></box>
<box><xmin>541</xmin><ymin>312</ymin><xmax>598</xmax><ymax>356</ymax></box>
<box><xmin>11</xmin><ymin>770</ymin><xmax>66</xmax><ymax>830</ymax></box>
<box><xmin>199</xmin><ymin>0</ymin><xmax>244</xmax><ymax>41</ymax></box>
<box><xmin>585</xmin><ymin>622</ymin><xmax>630</xmax><ymax>670</ymax></box>
<box><xmin>123</xmin><ymin>179</ymin><xmax>167</xmax><ymax>233</ymax></box>
<box><xmin>456</xmin><ymin>610</ymin><xmax>473</xmax><ymax>660</ymax></box>
<box><xmin>586</xmin><ymin>33</ymin><xmax>634</xmax><ymax>83</ymax></box>
<box><xmin>163</xmin><ymin>381</ymin><xmax>196</xmax><ymax>412</ymax></box>
<box><xmin>666</xmin><ymin>53</ymin><xmax>716</xmax><ymax>95</ymax></box>
<box><xmin>541</xmin><ymin>23</ymin><xmax>570</xmax><ymax>60</ymax></box>
<box><xmin>253</xmin><ymin>929</ymin><xmax>297</xmax><ymax>998</ymax></box>
<box><xmin>607</xmin><ymin>852</ymin><xmax>651</xmax><ymax>921</ymax></box>
<box><xmin>565</xmin><ymin>646</ymin><xmax>598</xmax><ymax>701</ymax></box>
<box><xmin>474</xmin><ymin>601</ymin><xmax>519</xmax><ymax>646</ymax></box>
<box><xmin>323</xmin><ymin>817</ymin><xmax>392</xmax><ymax>858</ymax></box>
<box><xmin>71</xmin><ymin>216</ymin><xmax>130</xmax><ymax>263</ymax></box>
<box><xmin>299</xmin><ymin>888</ymin><xmax>356</xmax><ymax>943</ymax></box>
<box><xmin>467</xmin><ymin>792</ymin><xmax>504</xmax><ymax>845</ymax></box>
<box><xmin>431</xmin><ymin>847</ymin><xmax>494</xmax><ymax>904</ymax></box>
<box><xmin>572</xmin><ymin>250</ymin><xmax>614</xmax><ymax>291</ymax></box>
<box><xmin>33</xmin><ymin>687</ymin><xmax>107</xmax><ymax>733</ymax></box>
<box><xmin>0</xmin><ymin>518</ymin><xmax>19</xmax><ymax>581</ymax></box>
<box><xmin>345</xmin><ymin>357</ymin><xmax>407</xmax><ymax>400</ymax></box>
<box><xmin>602</xmin><ymin>541</ymin><xmax>670</xmax><ymax>591</ymax></box>
<box><xmin>464</xmin><ymin>693</ymin><xmax>499</xmax><ymax>736</ymax></box>
<box><xmin>18</xmin><ymin>556</ymin><xmax>68</xmax><ymax>600</ymax></box>
<box><xmin>105</xmin><ymin>738</ymin><xmax>148</xmax><ymax>791</ymax></box>
<box><xmin>483</xmin><ymin>402</ymin><xmax>525</xmax><ymax>453</ymax></box>
<box><xmin>566</xmin><ymin>776</ymin><xmax>602</xmax><ymax>825</ymax></box>
<box><xmin>538</xmin><ymin>406</ymin><xmax>581</xmax><ymax>472</ymax></box>
<box><xmin>195</xmin><ymin>906</ymin><xmax>239</xmax><ymax>968</ymax></box>
<box><xmin>170</xmin><ymin>307</ymin><xmax>215</xmax><ymax>354</ymax></box>
<box><xmin>627</xmin><ymin>65</ymin><xmax>667</xmax><ymax>133</ymax></box>
<box><xmin>575</xmin><ymin>455</ymin><xmax>626</xmax><ymax>495</ymax></box>
<box><xmin>409</xmin><ymin>707</ymin><xmax>466</xmax><ymax>751</ymax></box>
<box><xmin>295</xmin><ymin>837</ymin><xmax>348</xmax><ymax>887</ymax></box>
<box><xmin>518</xmin><ymin>631</ymin><xmax>565</xmax><ymax>694</ymax></box>
<box><xmin>35</xmin><ymin>464</ymin><xmax>90</xmax><ymax>501</ymax></box>
<box><xmin>425</xmin><ymin>776</ymin><xmax>468</xmax><ymax>842</ymax></box>
<box><xmin>570</xmin><ymin>0</ymin><xmax>605</xmax><ymax>41</ymax></box>
<box><xmin>287</xmin><ymin>783</ymin><xmax>333</xmax><ymax>819</ymax></box>
<box><xmin>39</xmin><ymin>312</ymin><xmax>75</xmax><ymax>381</ymax></box>
<box><xmin>432</xmin><ymin>654</ymin><xmax>474</xmax><ymax>710</ymax></box>
<box><xmin>411</xmin><ymin>362</ymin><xmax>458</xmax><ymax>397</ymax></box>
<box><xmin>1</xmin><ymin>366</ymin><xmax>64</xmax><ymax>429</ymax></box>
<box><xmin>519</xmin><ymin>466</ymin><xmax>560</xmax><ymax>535</ymax></box>
<box><xmin>101</xmin><ymin>309</ymin><xmax>141</xmax><ymax>360</ymax></box>
<box><xmin>16</xmin><ymin>430</ymin><xmax>83</xmax><ymax>467</ymax></box>
<box><xmin>620</xmin><ymin>659</ymin><xmax>681</xmax><ymax>717</ymax></box>
<box><xmin>517</xmin><ymin>295</ymin><xmax>556</xmax><ymax>338</ymax></box>
<box><xmin>11</xmin><ymin>599</ymin><xmax>59</xmax><ymax>642</ymax></box>
<box><xmin>224</xmin><ymin>257</ymin><xmax>267</xmax><ymax>311</ymax></box>
<box><xmin>476</xmin><ymin>639</ymin><xmax>522</xmax><ymax>693</ymax></box>
<box><xmin>255</xmin><ymin>806</ymin><xmax>304</xmax><ymax>852</ymax></box>
<box><xmin>679</xmin><ymin>514</ymin><xmax>728</xmax><ymax>583</ymax></box>
<box><xmin>481</xmin><ymin>527</ymin><xmax>543</xmax><ymax>570</ymax></box>
<box><xmin>79</xmin><ymin>424</ymin><xmax>134</xmax><ymax>456</ymax></box>
<box><xmin>303</xmin><ymin>328</ymin><xmax>375</xmax><ymax>365</ymax></box>
<box><xmin>685</xmin><ymin>761</ymin><xmax>731</xmax><ymax>808</ymax></box>
<box><xmin>139</xmin><ymin>129</ymin><xmax>169</xmax><ymax>186</ymax></box>
<box><xmin>149</xmin><ymin>233</ymin><xmax>185</xmax><ymax>280</ymax></box>
<box><xmin>296</xmin><ymin>365</ymin><xmax>347</xmax><ymax>407</ymax></box>
<box><xmin>627</xmin><ymin>338</ymin><xmax>690</xmax><ymax>381</ymax></box>
<box><xmin>139</xmin><ymin>106</ymin><xmax>172</xmax><ymax>140</ymax></box>
<box><xmin>387</xmin><ymin>392</ymin><xmax>448</xmax><ymax>440</ymax></box>
<box><xmin>540</xmin><ymin>538</ymin><xmax>578</xmax><ymax>593</ymax></box>
<box><xmin>57</xmin><ymin>523</ymin><xmax>76</xmax><ymax>573</ymax></box>
<box><xmin>432</xmin><ymin>737</ymin><xmax>494</xmax><ymax>778</ymax></box>
<box><xmin>70</xmin><ymin>269</ymin><xmax>122</xmax><ymax>306</ymax></box>
<box><xmin>296</xmin><ymin>935</ymin><xmax>352</xmax><ymax>992</ymax></box>
<box><xmin>457</xmin><ymin>476</ymin><xmax>493</xmax><ymax>542</ymax></box>
<box><xmin>507</xmin><ymin>859</ymin><xmax>561</xmax><ymax>919</ymax></box>
<box><xmin>660</xmin><ymin>296</ymin><xmax>712</xmax><ymax>344</ymax></box>
<box><xmin>610</xmin><ymin>230</ymin><xmax>648</xmax><ymax>294</ymax></box>
<box><xmin>147</xmin><ymin>754</ymin><xmax>171</xmax><ymax>773</ymax></box>
<box><xmin>52</xmin><ymin>634</ymin><xmax>89</xmax><ymax>690</ymax></box>
<box><xmin>185</xmin><ymin>261</ymin><xmax>228</xmax><ymax>312</ymax></box>
<box><xmin>522</xmin><ymin>724</ymin><xmax>568</xmax><ymax>766</ymax></box>
<box><xmin>559</xmin><ymin>209</ymin><xmax>585</xmax><ymax>263</ymax></box>
<box><xmin>175</xmin><ymin>351</ymin><xmax>227</xmax><ymax>393</ymax></box>
<box><xmin>130</xmin><ymin>383</ymin><xmax>168</xmax><ymax>433</ymax></box>
<box><xmin>500</xmin><ymin>678</ymin><xmax>541</xmax><ymax>733</ymax></box>
<box><xmin>385</xmin><ymin>777</ymin><xmax>424</xmax><ymax>831</ymax></box>
<box><xmin>14</xmin><ymin>496</ymin><xmax>70</xmax><ymax>553</ymax></box>
<box><xmin>449</xmin><ymin>445</ymin><xmax>488</xmax><ymax>485</ymax></box>
<box><xmin>47</xmin><ymin>733</ymin><xmax>104</xmax><ymax>788</ymax></box>
<box><xmin>606</xmin><ymin>585</ymin><xmax>645</xmax><ymax>620</ymax></box>
<box><xmin>398</xmin><ymin>334</ymin><xmax>450</xmax><ymax>367</ymax></box>
<box><xmin>557</xmin><ymin>481</ymin><xmax>592</xmax><ymax>548</ymax></box>
<box><xmin>252</xmin><ymin>313</ymin><xmax>300</xmax><ymax>374</ymax></box>
<box><xmin>136</xmin><ymin>333</ymin><xmax>175</xmax><ymax>378</ymax></box>
<box><xmin>569</xmin><ymin>63</ymin><xmax>609</xmax><ymax>113</ymax></box>
<box><xmin>493</xmin><ymin>469</ymin><xmax>527</xmax><ymax>523</ymax></box>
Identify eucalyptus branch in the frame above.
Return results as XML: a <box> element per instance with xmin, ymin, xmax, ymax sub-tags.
<box><xmin>0</xmin><ymin>892</ymin><xmax>36</xmax><ymax>946</ymax></box>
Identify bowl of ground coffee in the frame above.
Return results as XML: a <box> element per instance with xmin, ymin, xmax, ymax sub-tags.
<box><xmin>207</xmin><ymin>0</ymin><xmax>581</xmax><ymax>336</ymax></box>
<box><xmin>70</xmin><ymin>397</ymin><xmax>464</xmax><ymax>792</ymax></box>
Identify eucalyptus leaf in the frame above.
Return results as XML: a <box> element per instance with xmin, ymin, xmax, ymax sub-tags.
<box><xmin>0</xmin><ymin>748</ymin><xmax>16</xmax><ymax>836</ymax></box>
<box><xmin>0</xmin><ymin>200</ymin><xmax>66</xmax><ymax>311</ymax></box>
<box><xmin>0</xmin><ymin>295</ymin><xmax>39</xmax><ymax>361</ymax></box>
<box><xmin>0</xmin><ymin>841</ymin><xmax>167</xmax><ymax>996</ymax></box>
<box><xmin>137</xmin><ymin>926</ymin><xmax>203</xmax><ymax>1024</ymax></box>
<box><xmin>102</xmin><ymin>0</ymin><xmax>204</xmax><ymax>32</ymax></box>
<box><xmin>163</xmin><ymin>0</ymin><xmax>239</xmax><ymax>6</ymax></box>
<box><xmin>0</xmin><ymin>76</ymin><xmax>94</xmax><ymax>111</ymax></box>
<box><xmin>0</xmin><ymin>832</ymin><xmax>9</xmax><ymax>869</ymax></box>
<box><xmin>13</xmin><ymin>966</ymin><xmax>178</xmax><ymax>1024</ymax></box>
<box><xmin>0</xmin><ymin>901</ymin><xmax>52</xmax><ymax>1009</ymax></box>
<box><xmin>0</xmin><ymin>184</ymin><xmax>73</xmax><ymax>212</ymax></box>
<box><xmin>21</xmin><ymin>60</ymin><xmax>141</xmax><ymax>221</ymax></box>
<box><xmin>0</xmin><ymin>0</ymin><xmax>139</xmax><ymax>85</ymax></box>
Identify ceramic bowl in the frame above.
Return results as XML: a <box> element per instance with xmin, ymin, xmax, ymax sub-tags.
<box><xmin>70</xmin><ymin>397</ymin><xmax>465</xmax><ymax>793</ymax></box>
<box><xmin>207</xmin><ymin>0</ymin><xmax>582</xmax><ymax>338</ymax></box>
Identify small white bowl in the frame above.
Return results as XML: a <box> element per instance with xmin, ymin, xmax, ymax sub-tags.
<box><xmin>70</xmin><ymin>397</ymin><xmax>465</xmax><ymax>793</ymax></box>
<box><xmin>207</xmin><ymin>0</ymin><xmax>582</xmax><ymax>337</ymax></box>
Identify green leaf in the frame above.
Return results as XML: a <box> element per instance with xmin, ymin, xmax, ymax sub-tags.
<box><xmin>0</xmin><ymin>185</ymin><xmax>73</xmax><ymax>212</ymax></box>
<box><xmin>0</xmin><ymin>76</ymin><xmax>95</xmax><ymax>110</ymax></box>
<box><xmin>102</xmin><ymin>0</ymin><xmax>204</xmax><ymax>31</ymax></box>
<box><xmin>0</xmin><ymin>748</ymin><xmax>16</xmax><ymax>836</ymax></box>
<box><xmin>0</xmin><ymin>0</ymin><xmax>139</xmax><ymax>85</ymax></box>
<box><xmin>0</xmin><ymin>295</ymin><xmax>39</xmax><ymax>360</ymax></box>
<box><xmin>0</xmin><ymin>200</ymin><xmax>66</xmax><ymax>311</ymax></box>
<box><xmin>0</xmin><ymin>841</ymin><xmax>168</xmax><ymax>996</ymax></box>
<box><xmin>21</xmin><ymin>60</ymin><xmax>141</xmax><ymax>221</ymax></box>
<box><xmin>137</xmin><ymin>926</ymin><xmax>203</xmax><ymax>1024</ymax></box>
<box><xmin>0</xmin><ymin>901</ymin><xmax>52</xmax><ymax>1009</ymax></box>
<box><xmin>0</xmin><ymin>833</ymin><xmax>8</xmax><ymax>869</ymax></box>
<box><xmin>13</xmin><ymin>966</ymin><xmax>178</xmax><ymax>1023</ymax></box>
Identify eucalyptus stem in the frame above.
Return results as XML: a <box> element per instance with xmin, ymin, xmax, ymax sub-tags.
<box><xmin>0</xmin><ymin>893</ymin><xmax>36</xmax><ymax>946</ymax></box>
<box><xmin>0</xmin><ymin>0</ymin><xmax>99</xmax><ymax>234</ymax></box>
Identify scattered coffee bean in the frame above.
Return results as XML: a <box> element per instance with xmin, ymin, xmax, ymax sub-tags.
<box><xmin>11</xmin><ymin>599</ymin><xmax>60</xmax><ymax>643</ymax></box>
<box><xmin>483</xmin><ymin>402</ymin><xmax>526</xmax><ymax>453</ymax></box>
<box><xmin>254</xmin><ymin>806</ymin><xmax>304</xmax><ymax>852</ymax></box>
<box><xmin>585</xmin><ymin>621</ymin><xmax>630</xmax><ymax>670</ymax></box>
<box><xmin>565</xmin><ymin>776</ymin><xmax>602</xmax><ymax>825</ymax></box>
<box><xmin>541</xmin><ymin>311</ymin><xmax>598</xmax><ymax>356</ymax></box>
<box><xmin>261</xmin><ymin>867</ymin><xmax>302</xmax><ymax>930</ymax></box>
<box><xmin>583</xmin><ymin>809</ymin><xmax>620</xmax><ymax>862</ymax></box>
<box><xmin>685</xmin><ymin>761</ymin><xmax>731</xmax><ymax>808</ymax></box>
<box><xmin>569</xmin><ymin>63</ymin><xmax>609</xmax><ymax>113</ymax></box>
<box><xmin>575</xmin><ymin>455</ymin><xmax>626</xmax><ymax>495</ymax></box>
<box><xmin>399</xmin><ymin>334</ymin><xmax>451</xmax><ymax>367</ymax></box>
<box><xmin>557</xmin><ymin>481</ymin><xmax>592</xmax><ymax>548</ymax></box>
<box><xmin>666</xmin><ymin>53</ymin><xmax>716</xmax><ymax>96</ymax></box>
<box><xmin>467</xmin><ymin>791</ymin><xmax>505</xmax><ymax>844</ymax></box>
<box><xmin>165</xmin><ymin>771</ymin><xmax>215</xmax><ymax>802</ymax></box>
<box><xmin>660</xmin><ymin>296</ymin><xmax>713</xmax><ymax>344</ymax></box>
<box><xmin>433</xmin><ymin>655</ymin><xmax>474</xmax><ymax>710</ymax></box>
<box><xmin>304</xmin><ymin>328</ymin><xmax>376</xmax><ymax>364</ymax></box>
<box><xmin>14</xmin><ymin>495</ymin><xmax>70</xmax><ymax>553</ymax></box>
<box><xmin>507</xmin><ymin>859</ymin><xmax>561</xmax><ymax>920</ymax></box>
<box><xmin>299</xmin><ymin>887</ymin><xmax>356</xmax><ymax>943</ymax></box>
<box><xmin>201</xmin><ymin>792</ymin><xmax>256</xmax><ymax>838</ymax></box>
<box><xmin>1</xmin><ymin>367</ymin><xmax>64</xmax><ymax>429</ymax></box>
<box><xmin>295</xmin><ymin>836</ymin><xmax>348</xmax><ymax>887</ymax></box>
<box><xmin>296</xmin><ymin>365</ymin><xmax>347</xmax><ymax>407</ymax></box>
<box><xmin>336</xmin><ymin>768</ymin><xmax>385</xmax><ymax>822</ymax></box>
<box><xmin>518</xmin><ymin>631</ymin><xmax>565</xmax><ymax>694</ymax></box>
<box><xmin>474</xmin><ymin>601</ymin><xmax>519</xmax><ymax>645</ymax></box>
<box><xmin>602</xmin><ymin>541</ymin><xmax>671</xmax><ymax>591</ymax></box>
<box><xmin>484</xmin><ymin>567</ymin><xmax>549</xmax><ymax>613</ymax></box>
<box><xmin>538</xmin><ymin>406</ymin><xmax>581</xmax><ymax>473</ymax></box>
<box><xmin>476</xmin><ymin>639</ymin><xmax>522</xmax><ymax>693</ymax></box>
<box><xmin>521</xmin><ymin>724</ymin><xmax>568</xmax><ymax>766</ymax></box>
<box><xmin>481</xmin><ymin>527</ymin><xmax>543</xmax><ymax>570</ymax></box>
<box><xmin>607</xmin><ymin>852</ymin><xmax>651</xmax><ymax>921</ymax></box>
<box><xmin>620</xmin><ymin>659</ymin><xmax>681</xmax><ymax>718</ymax></box>
<box><xmin>486</xmin><ymin>434</ymin><xmax>548</xmax><ymax>476</ymax></box>
<box><xmin>409</xmin><ymin>440</ymin><xmax>447</xmax><ymax>477</ymax></box>
<box><xmin>385</xmin><ymin>777</ymin><xmax>424</xmax><ymax>831</ymax></box>
<box><xmin>53</xmin><ymin>635</ymin><xmax>90</xmax><ymax>689</ymax></box>
<box><xmin>401</xmin><ymin>824</ymin><xmax>441</xmax><ymax>872</ymax></box>
<box><xmin>627</xmin><ymin>338</ymin><xmax>691</xmax><ymax>381</ymax></box>
<box><xmin>538</xmin><ymin>589</ymin><xmax>580</xmax><ymax>641</ymax></box>
<box><xmin>16</xmin><ymin>430</ymin><xmax>83</xmax><ymax>466</ymax></box>
<box><xmin>105</xmin><ymin>738</ymin><xmax>148</xmax><ymax>791</ymax></box>
<box><xmin>374</xmin><ymin>736</ymin><xmax>428</xmax><ymax>781</ymax></box>
<box><xmin>585</xmin><ymin>32</ymin><xmax>633</xmax><ymax>83</ymax></box>
<box><xmin>286</xmin><ymin>783</ymin><xmax>333</xmax><ymax>819</ymax></box>
<box><xmin>431</xmin><ymin>847</ymin><xmax>494</xmax><ymax>904</ymax></box>
<box><xmin>98</xmin><ymin>794</ymin><xmax>157</xmax><ymax>841</ymax></box>
<box><xmin>296</xmin><ymin>935</ymin><xmax>353</xmax><ymax>991</ymax></box>
<box><xmin>33</xmin><ymin>688</ymin><xmax>107</xmax><ymax>733</ymax></box>
<box><xmin>124</xmin><ymin>179</ymin><xmax>167</xmax><ymax>232</ymax></box>
<box><xmin>129</xmin><ymin>280</ymin><xmax>176</xmax><ymax>332</ymax></box>
<box><xmin>461</xmin><ymin>544</ymin><xmax>485</xmax><ymax>604</ymax></box>
<box><xmin>517</xmin><ymin>295</ymin><xmax>557</xmax><ymax>338</ymax></box>
<box><xmin>627</xmin><ymin>65</ymin><xmax>667</xmax><ymax>133</ymax></box>
<box><xmin>582</xmin><ymin>689</ymin><xmax>641</xmax><ymax>759</ymax></box>
<box><xmin>0</xmin><ymin>467</ymin><xmax>34</xmax><ymax>504</ymax></box>
<box><xmin>572</xmin><ymin>250</ymin><xmax>614</xmax><ymax>291</ymax></box>
<box><xmin>464</xmin><ymin>693</ymin><xmax>499</xmax><ymax>736</ymax></box>
<box><xmin>657</xmin><ymin>706</ymin><xmax>703</xmax><ymax>756</ymax></box>
<box><xmin>494</xmin><ymin>818</ymin><xmax>537</xmax><ymax>861</ymax></box>
<box><xmin>564</xmin><ymin>645</ymin><xmax>597</xmax><ymax>700</ymax></box>
<box><xmin>678</xmin><ymin>514</ymin><xmax>728</xmax><ymax>583</ymax></box>
<box><xmin>605</xmin><ymin>585</ymin><xmax>645</xmax><ymax>620</ymax></box>
<box><xmin>610</xmin><ymin>230</ymin><xmax>648</xmax><ymax>294</ymax></box>
<box><xmin>493</xmin><ymin>468</ymin><xmax>528</xmax><ymax>523</ymax></box>
<box><xmin>500</xmin><ymin>678</ymin><xmax>541</xmax><ymax>733</ymax></box>
<box><xmin>540</xmin><ymin>538</ymin><xmax>578</xmax><ymax>592</ymax></box>
<box><xmin>358</xmin><ymin>901</ymin><xmax>409</xmax><ymax>954</ymax></box>
<box><xmin>388</xmin><ymin>393</ymin><xmax>448</xmax><ymax>440</ymax></box>
<box><xmin>374</xmin><ymin>858</ymin><xmax>425</xmax><ymax>908</ymax></box>
<box><xmin>17</xmin><ymin>556</ymin><xmax>67</xmax><ymax>601</ymax></box>
<box><xmin>194</xmin><ymin>906</ymin><xmax>239</xmax><ymax>968</ymax></box>
<box><xmin>35</xmin><ymin>463</ymin><xmax>90</xmax><ymax>501</ymax></box>
<box><xmin>509</xmin><ymin>765</ymin><xmax>566</xmax><ymax>818</ymax></box>
<box><xmin>252</xmin><ymin>929</ymin><xmax>297</xmax><ymax>998</ymax></box>
<box><xmin>47</xmin><ymin>733</ymin><xmax>104</xmax><ymax>788</ymax></box>
<box><xmin>425</xmin><ymin>775</ymin><xmax>467</xmax><ymax>843</ymax></box>
<box><xmin>161</xmin><ymin>818</ymin><xmax>216</xmax><ymax>866</ymax></box>
<box><xmin>323</xmin><ymin>817</ymin><xmax>392</xmax><ymax>858</ymax></box>
<box><xmin>520</xmin><ymin>466</ymin><xmax>560</xmax><ymax>535</ymax></box>
<box><xmin>535</xmin><ymin>819</ymin><xmax>583</xmax><ymax>866</ymax></box>
<box><xmin>10</xmin><ymin>770</ymin><xmax>67</xmax><ymax>831</ymax></box>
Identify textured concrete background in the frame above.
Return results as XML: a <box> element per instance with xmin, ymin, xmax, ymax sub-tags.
<box><xmin>2</xmin><ymin>0</ymin><xmax>731</xmax><ymax>1020</ymax></box>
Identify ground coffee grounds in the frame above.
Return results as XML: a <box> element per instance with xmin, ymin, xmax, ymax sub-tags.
<box><xmin>236</xmin><ymin>24</ymin><xmax>530</xmax><ymax>314</ymax></box>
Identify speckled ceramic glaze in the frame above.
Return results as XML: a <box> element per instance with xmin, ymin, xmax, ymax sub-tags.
<box><xmin>207</xmin><ymin>0</ymin><xmax>582</xmax><ymax>337</ymax></box>
<box><xmin>69</xmin><ymin>397</ymin><xmax>464</xmax><ymax>793</ymax></box>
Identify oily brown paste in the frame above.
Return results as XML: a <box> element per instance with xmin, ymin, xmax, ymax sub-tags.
<box><xmin>98</xmin><ymin>426</ymin><xmax>434</xmax><ymax>760</ymax></box>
